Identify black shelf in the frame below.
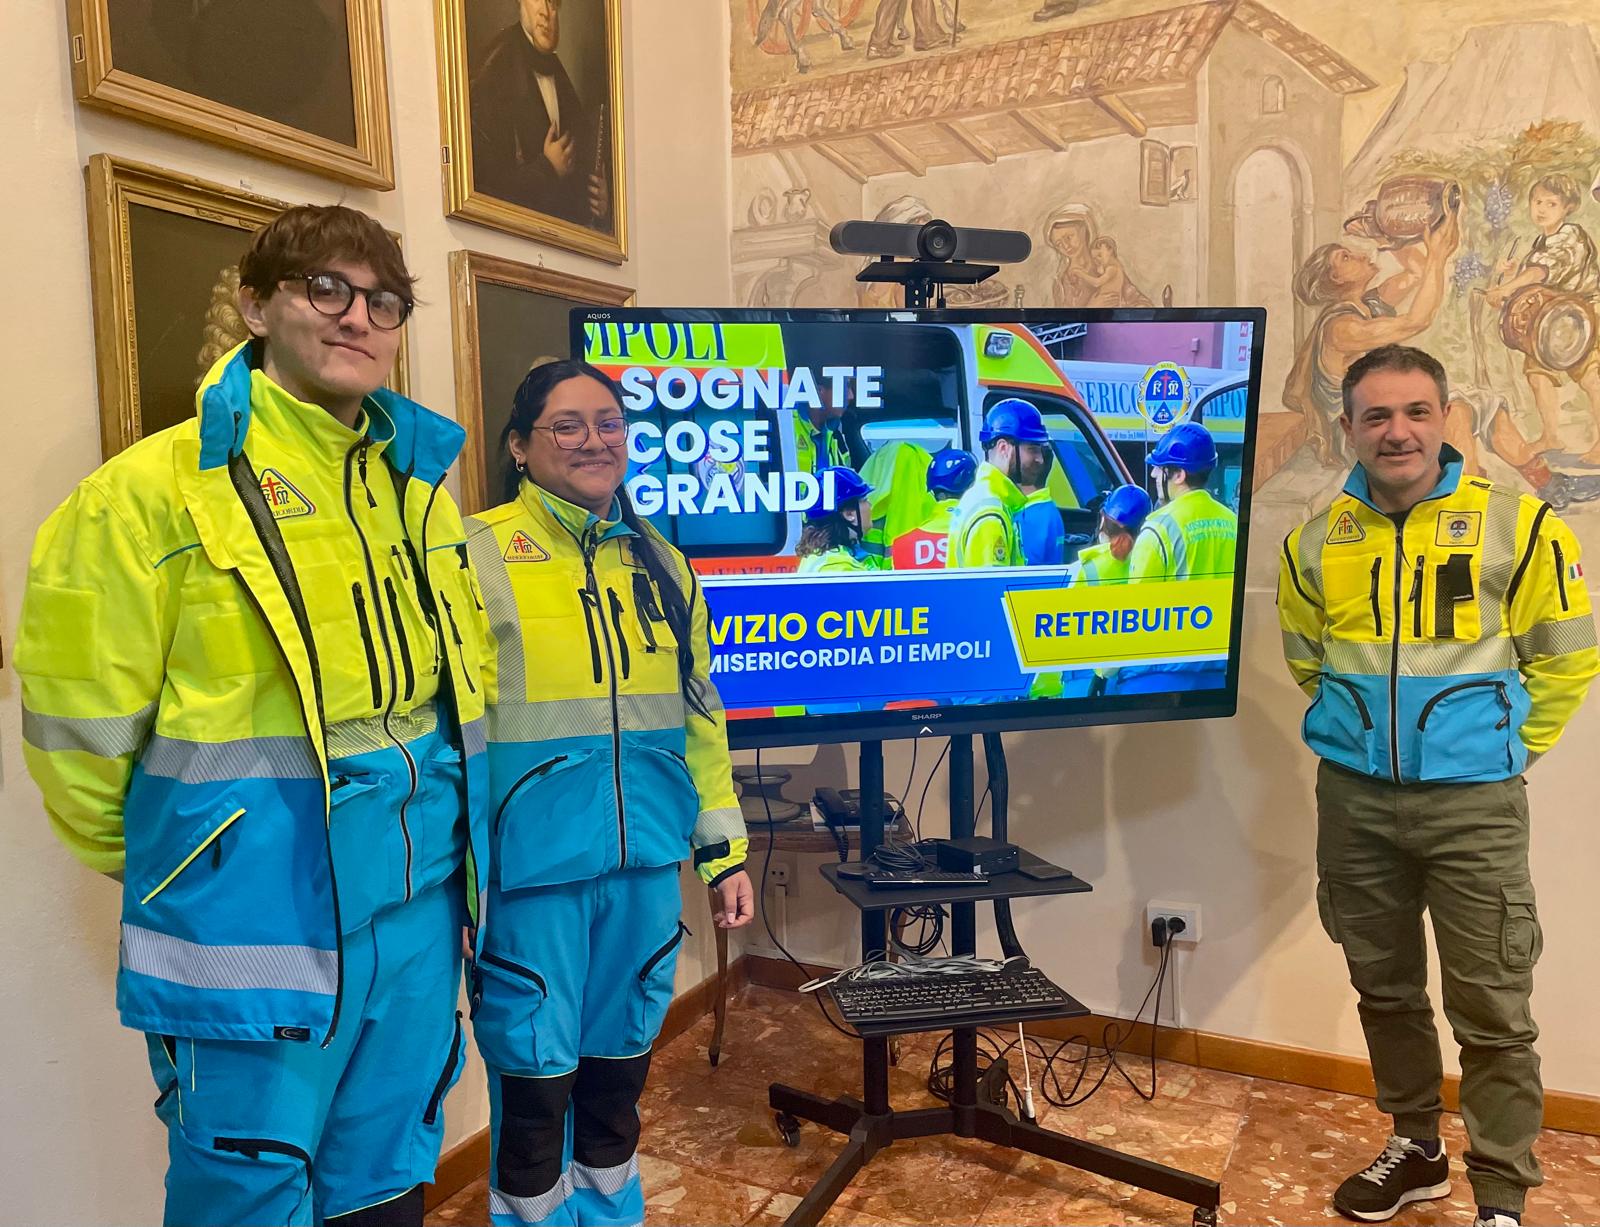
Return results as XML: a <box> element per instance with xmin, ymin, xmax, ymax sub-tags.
<box><xmin>832</xmin><ymin>993</ymin><xmax>1091</xmax><ymax>1039</ymax></box>
<box><xmin>821</xmin><ymin>860</ymin><xmax>1093</xmax><ymax>910</ymax></box>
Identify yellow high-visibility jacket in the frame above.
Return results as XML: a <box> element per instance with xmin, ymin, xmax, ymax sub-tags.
<box><xmin>15</xmin><ymin>343</ymin><xmax>487</xmax><ymax>1042</ymax></box>
<box><xmin>465</xmin><ymin>482</ymin><xmax>746</xmax><ymax>890</ymax></box>
<box><xmin>1278</xmin><ymin>448</ymin><xmax>1597</xmax><ymax>783</ymax></box>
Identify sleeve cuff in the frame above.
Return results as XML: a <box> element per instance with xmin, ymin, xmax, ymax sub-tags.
<box><xmin>694</xmin><ymin>835</ymin><xmax>749</xmax><ymax>885</ymax></box>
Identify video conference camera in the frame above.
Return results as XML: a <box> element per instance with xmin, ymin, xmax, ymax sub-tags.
<box><xmin>830</xmin><ymin>218</ymin><xmax>1032</xmax><ymax>308</ymax></box>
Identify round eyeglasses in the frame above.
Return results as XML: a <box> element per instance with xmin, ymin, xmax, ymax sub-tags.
<box><xmin>532</xmin><ymin>418</ymin><xmax>627</xmax><ymax>449</ymax></box>
<box><xmin>287</xmin><ymin>271</ymin><xmax>412</xmax><ymax>331</ymax></box>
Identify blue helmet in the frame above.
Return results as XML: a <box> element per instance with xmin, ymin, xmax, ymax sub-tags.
<box><xmin>926</xmin><ymin>448</ymin><xmax>978</xmax><ymax>497</ymax></box>
<box><xmin>1100</xmin><ymin>484</ymin><xmax>1152</xmax><ymax>534</ymax></box>
<box><xmin>979</xmin><ymin>398</ymin><xmax>1050</xmax><ymax>447</ymax></box>
<box><xmin>807</xmin><ymin>466</ymin><xmax>873</xmax><ymax>521</ymax></box>
<box><xmin>1148</xmin><ymin>422</ymin><xmax>1218</xmax><ymax>471</ymax></box>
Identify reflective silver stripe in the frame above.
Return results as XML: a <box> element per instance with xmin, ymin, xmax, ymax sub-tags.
<box><xmin>21</xmin><ymin>703</ymin><xmax>156</xmax><ymax>757</ymax></box>
<box><xmin>1322</xmin><ymin>640</ymin><xmax>1390</xmax><ymax>675</ymax></box>
<box><xmin>1514</xmin><ymin>616</ymin><xmax>1599</xmax><ymax>661</ymax></box>
<box><xmin>466</xmin><ymin>520</ymin><xmax>527</xmax><ymax>707</ymax></box>
<box><xmin>1478</xmin><ymin>486</ymin><xmax>1523</xmax><ymax>637</ymax></box>
<box><xmin>694</xmin><ymin>806</ymin><xmax>746</xmax><ymax>848</ymax></box>
<box><xmin>326</xmin><ymin>707</ymin><xmax>438</xmax><ymax>760</ymax></box>
<box><xmin>568</xmin><ymin>1155</ymin><xmax>639</xmax><ymax>1198</ymax></box>
<box><xmin>1396</xmin><ymin>637</ymin><xmax>1515</xmax><ymax>678</ymax></box>
<box><xmin>488</xmin><ymin>693</ymin><xmax>685</xmax><ymax>743</ymax></box>
<box><xmin>141</xmin><ymin>735</ymin><xmax>319</xmax><ymax>783</ymax></box>
<box><xmin>463</xmin><ymin>717</ymin><xmax>487</xmax><ymax>758</ymax></box>
<box><xmin>1298</xmin><ymin>510</ymin><xmax>1332</xmax><ymax>602</ymax></box>
<box><xmin>699</xmin><ymin>678</ymin><xmax>726</xmax><ymax>716</ymax></box>
<box><xmin>490</xmin><ymin>1179</ymin><xmax>568</xmax><ymax>1224</ymax></box>
<box><xmin>120</xmin><ymin>923</ymin><xmax>337</xmax><ymax>995</ymax></box>
<box><xmin>1281</xmin><ymin>631</ymin><xmax>1320</xmax><ymax>662</ymax></box>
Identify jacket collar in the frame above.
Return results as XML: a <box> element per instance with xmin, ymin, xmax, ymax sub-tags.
<box><xmin>519</xmin><ymin>479</ymin><xmax>633</xmax><ymax>547</ymax></box>
<box><xmin>195</xmin><ymin>342</ymin><xmax>464</xmax><ymax>485</ymax></box>
<box><xmin>1343</xmin><ymin>444</ymin><xmax>1464</xmax><ymax>513</ymax></box>
<box><xmin>975</xmin><ymin>462</ymin><xmax>1026</xmax><ymax>515</ymax></box>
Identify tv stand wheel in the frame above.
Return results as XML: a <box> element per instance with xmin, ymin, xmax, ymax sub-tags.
<box><xmin>1193</xmin><ymin>1207</ymin><xmax>1218</xmax><ymax>1227</ymax></box>
<box><xmin>775</xmin><ymin>1111</ymin><xmax>802</xmax><ymax>1148</ymax></box>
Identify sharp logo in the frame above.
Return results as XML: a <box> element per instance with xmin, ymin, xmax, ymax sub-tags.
<box><xmin>912</xmin><ymin>713</ymin><xmax>943</xmax><ymax>723</ymax></box>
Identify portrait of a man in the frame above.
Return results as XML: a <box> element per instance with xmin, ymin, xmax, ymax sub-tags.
<box><xmin>441</xmin><ymin>0</ymin><xmax>626</xmax><ymax>262</ymax></box>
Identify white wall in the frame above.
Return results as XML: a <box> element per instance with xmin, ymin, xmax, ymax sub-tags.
<box><xmin>0</xmin><ymin>1</ymin><xmax>732</xmax><ymax>1222</ymax></box>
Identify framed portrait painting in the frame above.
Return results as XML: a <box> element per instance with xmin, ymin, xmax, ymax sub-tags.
<box><xmin>436</xmin><ymin>0</ymin><xmax>627</xmax><ymax>264</ymax></box>
<box><xmin>86</xmin><ymin>155</ymin><xmax>411</xmax><ymax>460</ymax></box>
<box><xmin>66</xmin><ymin>0</ymin><xmax>394</xmax><ymax>188</ymax></box>
<box><xmin>449</xmin><ymin>250</ymin><xmax>633</xmax><ymax>513</ymax></box>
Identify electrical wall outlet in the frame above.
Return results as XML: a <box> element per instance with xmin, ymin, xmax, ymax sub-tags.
<box><xmin>1146</xmin><ymin>902</ymin><xmax>1201</xmax><ymax>946</ymax></box>
<box><xmin>765</xmin><ymin>860</ymin><xmax>792</xmax><ymax>892</ymax></box>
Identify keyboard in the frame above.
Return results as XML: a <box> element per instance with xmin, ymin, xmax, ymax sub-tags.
<box><xmin>863</xmin><ymin>869</ymin><xmax>988</xmax><ymax>889</ymax></box>
<box><xmin>829</xmin><ymin>966</ymin><xmax>1077</xmax><ymax>1027</ymax></box>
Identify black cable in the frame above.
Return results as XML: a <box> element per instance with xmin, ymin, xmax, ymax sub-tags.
<box><xmin>912</xmin><ymin>738</ymin><xmax>950</xmax><ymax>843</ymax></box>
<box><xmin>900</xmin><ymin>737</ymin><xmax>919</xmax><ymax>826</ymax></box>
<box><xmin>753</xmin><ymin>749</ymin><xmax>860</xmax><ymax>1040</ymax></box>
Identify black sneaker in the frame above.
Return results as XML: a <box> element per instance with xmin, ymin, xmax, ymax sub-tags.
<box><xmin>1332</xmin><ymin>1135</ymin><xmax>1451</xmax><ymax>1221</ymax></box>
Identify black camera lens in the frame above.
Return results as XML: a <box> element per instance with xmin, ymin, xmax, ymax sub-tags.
<box><xmin>917</xmin><ymin>220</ymin><xmax>959</xmax><ymax>262</ymax></box>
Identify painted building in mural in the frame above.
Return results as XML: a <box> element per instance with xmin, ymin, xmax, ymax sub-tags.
<box><xmin>728</xmin><ymin>0</ymin><xmax>1600</xmax><ymax>589</ymax></box>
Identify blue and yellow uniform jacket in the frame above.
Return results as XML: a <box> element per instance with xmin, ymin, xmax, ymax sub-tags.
<box><xmin>16</xmin><ymin>344</ymin><xmax>487</xmax><ymax>1043</ymax></box>
<box><xmin>465</xmin><ymin>483</ymin><xmax>747</xmax><ymax>892</ymax></box>
<box><xmin>1278</xmin><ymin>447</ymin><xmax>1598</xmax><ymax>783</ymax></box>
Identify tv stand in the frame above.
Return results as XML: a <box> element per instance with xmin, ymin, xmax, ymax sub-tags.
<box><xmin>765</xmin><ymin>735</ymin><xmax>1222</xmax><ymax>1226</ymax></box>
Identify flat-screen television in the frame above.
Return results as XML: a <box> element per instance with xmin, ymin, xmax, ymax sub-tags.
<box><xmin>574</xmin><ymin>307</ymin><xmax>1265</xmax><ymax>749</ymax></box>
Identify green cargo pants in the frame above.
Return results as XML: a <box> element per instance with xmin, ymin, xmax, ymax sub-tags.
<box><xmin>1315</xmin><ymin>761</ymin><xmax>1545</xmax><ymax>1215</ymax></box>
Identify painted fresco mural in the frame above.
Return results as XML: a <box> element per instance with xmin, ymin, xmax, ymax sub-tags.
<box><xmin>729</xmin><ymin>0</ymin><xmax>1600</xmax><ymax>588</ymax></box>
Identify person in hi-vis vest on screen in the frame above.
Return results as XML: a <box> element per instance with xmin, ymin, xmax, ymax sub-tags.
<box><xmin>465</xmin><ymin>358</ymin><xmax>754</xmax><ymax>1227</ymax></box>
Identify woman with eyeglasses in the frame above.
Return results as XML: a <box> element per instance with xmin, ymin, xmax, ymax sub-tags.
<box><xmin>463</xmin><ymin>359</ymin><xmax>753</xmax><ymax>1227</ymax></box>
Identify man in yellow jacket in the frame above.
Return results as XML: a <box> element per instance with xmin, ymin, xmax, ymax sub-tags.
<box><xmin>1278</xmin><ymin>345</ymin><xmax>1598</xmax><ymax>1227</ymax></box>
<box><xmin>16</xmin><ymin>207</ymin><xmax>486</xmax><ymax>1227</ymax></box>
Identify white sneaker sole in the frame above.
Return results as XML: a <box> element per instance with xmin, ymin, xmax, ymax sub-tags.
<box><xmin>1338</xmin><ymin>1179</ymin><xmax>1453</xmax><ymax>1222</ymax></box>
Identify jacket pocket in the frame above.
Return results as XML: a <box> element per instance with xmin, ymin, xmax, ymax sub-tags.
<box><xmin>1500</xmin><ymin>880</ymin><xmax>1543</xmax><ymax>971</ymax></box>
<box><xmin>620</xmin><ymin>745</ymin><xmax>701</xmax><ymax>869</ymax></box>
<box><xmin>1302</xmin><ymin>674</ymin><xmax>1378</xmax><ymax>776</ymax></box>
<box><xmin>1416</xmin><ymin>679</ymin><xmax>1513</xmax><ymax>782</ymax></box>
<box><xmin>472</xmin><ymin>953</ymin><xmax>548</xmax><ymax>1075</ymax></box>
<box><xmin>494</xmin><ymin>749</ymin><xmax>613</xmax><ymax>890</ymax></box>
<box><xmin>138</xmin><ymin>803</ymin><xmax>248</xmax><ymax>906</ymax></box>
<box><xmin>632</xmin><ymin>921</ymin><xmax>688</xmax><ymax>1050</ymax></box>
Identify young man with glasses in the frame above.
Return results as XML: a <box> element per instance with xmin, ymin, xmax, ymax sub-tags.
<box><xmin>16</xmin><ymin>205</ymin><xmax>487</xmax><ymax>1226</ymax></box>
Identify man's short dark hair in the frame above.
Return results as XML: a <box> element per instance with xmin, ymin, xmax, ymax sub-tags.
<box><xmin>1340</xmin><ymin>345</ymin><xmax>1448</xmax><ymax>417</ymax></box>
<box><xmin>239</xmin><ymin>205</ymin><xmax>415</xmax><ymax>303</ymax></box>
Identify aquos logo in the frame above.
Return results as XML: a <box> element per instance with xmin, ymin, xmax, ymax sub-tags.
<box><xmin>1137</xmin><ymin>362</ymin><xmax>1192</xmax><ymax>432</ymax></box>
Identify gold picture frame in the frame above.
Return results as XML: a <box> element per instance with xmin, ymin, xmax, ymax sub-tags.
<box><xmin>449</xmin><ymin>250</ymin><xmax>634</xmax><ymax>513</ymax></box>
<box><xmin>66</xmin><ymin>0</ymin><xmax>395</xmax><ymax>189</ymax></box>
<box><xmin>86</xmin><ymin>155</ymin><xmax>412</xmax><ymax>460</ymax></box>
<box><xmin>435</xmin><ymin>0</ymin><xmax>627</xmax><ymax>264</ymax></box>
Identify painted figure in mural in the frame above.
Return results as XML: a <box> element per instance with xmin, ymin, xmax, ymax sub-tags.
<box><xmin>755</xmin><ymin>0</ymin><xmax>855</xmax><ymax>74</ymax></box>
<box><xmin>1440</xmin><ymin>384</ymin><xmax>1600</xmax><ymax>509</ymax></box>
<box><xmin>1283</xmin><ymin>201</ymin><xmax>1461</xmax><ymax>465</ymax></box>
<box><xmin>1483</xmin><ymin>174</ymin><xmax>1600</xmax><ymax>462</ymax></box>
<box><xmin>471</xmin><ymin>0</ymin><xmax>611</xmax><ymax>228</ymax></box>
<box><xmin>1045</xmin><ymin>205</ymin><xmax>1098</xmax><ymax>308</ymax></box>
<box><xmin>1033</xmin><ymin>0</ymin><xmax>1080</xmax><ymax>20</ymax></box>
<box><xmin>1080</xmin><ymin>237</ymin><xmax>1154</xmax><ymax>307</ymax></box>
<box><xmin>867</xmin><ymin>0</ymin><xmax>951</xmax><ymax>58</ymax></box>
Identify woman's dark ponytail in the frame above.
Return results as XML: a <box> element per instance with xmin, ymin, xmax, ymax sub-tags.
<box><xmin>502</xmin><ymin>357</ymin><xmax>711</xmax><ymax>721</ymax></box>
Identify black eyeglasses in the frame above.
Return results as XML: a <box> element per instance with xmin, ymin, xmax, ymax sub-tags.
<box><xmin>531</xmin><ymin>418</ymin><xmax>627</xmax><ymax>449</ymax></box>
<box><xmin>287</xmin><ymin>271</ymin><xmax>412</xmax><ymax>331</ymax></box>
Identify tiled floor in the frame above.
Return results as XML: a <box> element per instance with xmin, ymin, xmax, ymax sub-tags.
<box><xmin>427</xmin><ymin>985</ymin><xmax>1600</xmax><ymax>1226</ymax></box>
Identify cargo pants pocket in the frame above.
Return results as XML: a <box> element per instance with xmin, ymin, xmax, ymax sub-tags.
<box><xmin>1500</xmin><ymin>881</ymin><xmax>1543</xmax><ymax>971</ymax></box>
<box><xmin>1315</xmin><ymin>877</ymin><xmax>1341</xmax><ymax>944</ymax></box>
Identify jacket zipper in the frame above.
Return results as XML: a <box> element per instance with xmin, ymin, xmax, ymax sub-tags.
<box><xmin>578</xmin><ymin>587</ymin><xmax>603</xmax><ymax>683</ymax></box>
<box><xmin>440</xmin><ymin>594</ymin><xmax>476</xmax><ymax>693</ymax></box>
<box><xmin>422</xmin><ymin>1011</ymin><xmax>463</xmax><ymax>1126</ymax></box>
<box><xmin>345</xmin><ymin>442</ymin><xmax>418</xmax><ymax>903</ymax></box>
<box><xmin>1314</xmin><ymin>673</ymin><xmax>1374</xmax><ymax>730</ymax></box>
<box><xmin>1553</xmin><ymin>540</ymin><xmax>1569</xmax><ymax>611</ymax></box>
<box><xmin>638</xmin><ymin>922</ymin><xmax>689</xmax><ymax>982</ymax></box>
<box><xmin>227</xmin><ymin>445</ymin><xmax>343</xmax><ymax>1048</ymax></box>
<box><xmin>480</xmin><ymin>950</ymin><xmax>548</xmax><ymax>995</ymax></box>
<box><xmin>385</xmin><ymin>578</ymin><xmax>416</xmax><ymax>701</ymax></box>
<box><xmin>1417</xmin><ymin>679</ymin><xmax>1511</xmax><ymax>731</ymax></box>
<box><xmin>1409</xmin><ymin>555</ymin><xmax>1425</xmax><ymax>638</ymax></box>
<box><xmin>1388</xmin><ymin>519</ymin><xmax>1405</xmax><ymax>783</ymax></box>
<box><xmin>140</xmin><ymin>807</ymin><xmax>247</xmax><ymax>905</ymax></box>
<box><xmin>632</xmin><ymin>572</ymin><xmax>660</xmax><ymax>651</ymax></box>
<box><xmin>608</xmin><ymin>588</ymin><xmax>632</xmax><ymax>679</ymax></box>
<box><xmin>351</xmin><ymin>583</ymin><xmax>382</xmax><ymax>708</ymax></box>
<box><xmin>584</xmin><ymin>538</ymin><xmax>627</xmax><ymax>869</ymax></box>
<box><xmin>1368</xmin><ymin>558</ymin><xmax>1383</xmax><ymax>637</ymax></box>
<box><xmin>493</xmin><ymin>755</ymin><xmax>569</xmax><ymax>835</ymax></box>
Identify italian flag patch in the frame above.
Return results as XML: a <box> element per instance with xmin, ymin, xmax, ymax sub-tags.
<box><xmin>1570</xmin><ymin>562</ymin><xmax>1584</xmax><ymax>581</ymax></box>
